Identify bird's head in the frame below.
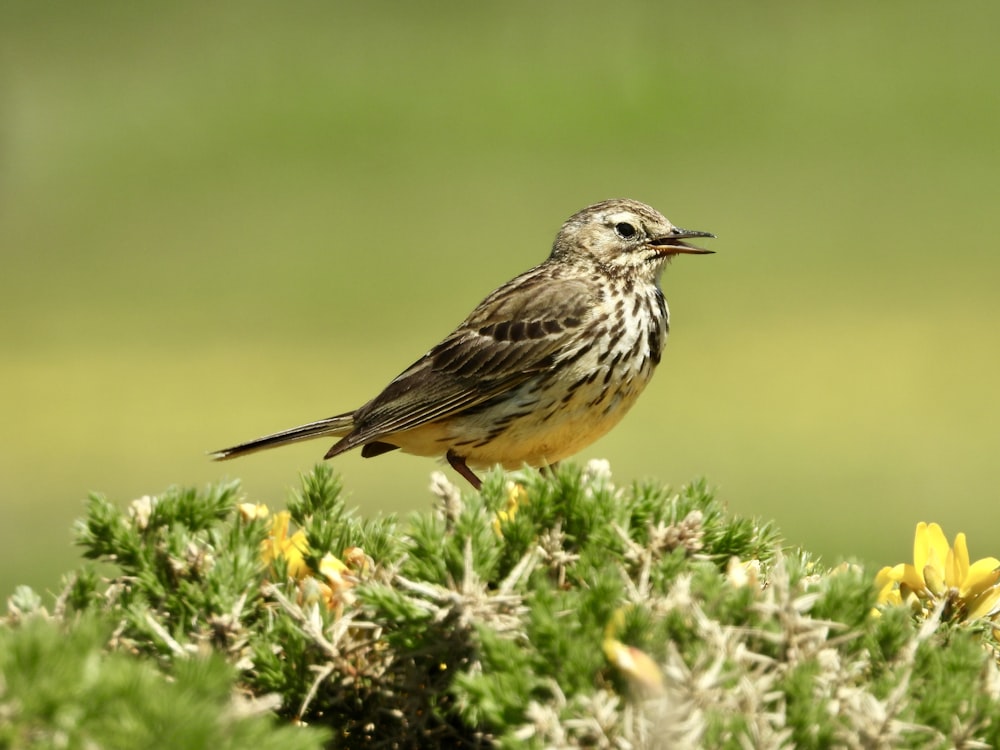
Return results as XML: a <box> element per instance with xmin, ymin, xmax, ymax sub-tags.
<box><xmin>551</xmin><ymin>198</ymin><xmax>714</xmax><ymax>282</ymax></box>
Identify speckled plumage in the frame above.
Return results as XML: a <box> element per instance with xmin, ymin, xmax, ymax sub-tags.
<box><xmin>212</xmin><ymin>199</ymin><xmax>713</xmax><ymax>488</ymax></box>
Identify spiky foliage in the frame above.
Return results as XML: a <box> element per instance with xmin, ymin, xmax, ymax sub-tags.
<box><xmin>4</xmin><ymin>461</ymin><xmax>1000</xmax><ymax>748</ymax></box>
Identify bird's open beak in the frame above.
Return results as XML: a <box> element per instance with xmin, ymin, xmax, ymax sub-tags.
<box><xmin>649</xmin><ymin>228</ymin><xmax>715</xmax><ymax>255</ymax></box>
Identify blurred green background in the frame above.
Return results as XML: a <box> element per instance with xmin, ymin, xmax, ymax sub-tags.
<box><xmin>2</xmin><ymin>1</ymin><xmax>998</xmax><ymax>599</ymax></box>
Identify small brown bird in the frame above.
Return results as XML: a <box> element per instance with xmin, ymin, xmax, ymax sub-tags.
<box><xmin>211</xmin><ymin>199</ymin><xmax>713</xmax><ymax>489</ymax></box>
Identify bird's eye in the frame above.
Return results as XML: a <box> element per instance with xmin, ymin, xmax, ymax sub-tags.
<box><xmin>614</xmin><ymin>222</ymin><xmax>637</xmax><ymax>239</ymax></box>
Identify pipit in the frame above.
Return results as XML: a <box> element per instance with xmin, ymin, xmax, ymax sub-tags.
<box><xmin>212</xmin><ymin>199</ymin><xmax>713</xmax><ymax>489</ymax></box>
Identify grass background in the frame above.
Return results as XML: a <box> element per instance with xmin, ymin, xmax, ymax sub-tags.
<box><xmin>2</xmin><ymin>1</ymin><xmax>998</xmax><ymax>599</ymax></box>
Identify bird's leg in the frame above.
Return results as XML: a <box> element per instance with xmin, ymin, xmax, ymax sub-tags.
<box><xmin>542</xmin><ymin>462</ymin><xmax>560</xmax><ymax>481</ymax></box>
<box><xmin>446</xmin><ymin>451</ymin><xmax>482</xmax><ymax>491</ymax></box>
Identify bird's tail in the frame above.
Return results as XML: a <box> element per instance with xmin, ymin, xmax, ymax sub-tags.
<box><xmin>210</xmin><ymin>413</ymin><xmax>354</xmax><ymax>460</ymax></box>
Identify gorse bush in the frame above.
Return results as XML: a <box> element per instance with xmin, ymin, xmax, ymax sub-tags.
<box><xmin>3</xmin><ymin>462</ymin><xmax>1000</xmax><ymax>749</ymax></box>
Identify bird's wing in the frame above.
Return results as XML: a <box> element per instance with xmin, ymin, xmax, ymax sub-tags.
<box><xmin>333</xmin><ymin>268</ymin><xmax>595</xmax><ymax>450</ymax></box>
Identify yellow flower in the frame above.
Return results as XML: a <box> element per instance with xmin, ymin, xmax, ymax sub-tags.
<box><xmin>602</xmin><ymin>637</ymin><xmax>664</xmax><ymax>695</ymax></box>
<box><xmin>261</xmin><ymin>511</ymin><xmax>310</xmax><ymax>580</ymax></box>
<box><xmin>258</xmin><ymin>508</ymin><xmax>370</xmax><ymax>613</ymax></box>
<box><xmin>316</xmin><ymin>552</ymin><xmax>358</xmax><ymax>613</ymax></box>
<box><xmin>319</xmin><ymin>552</ymin><xmax>349</xmax><ymax>583</ymax></box>
<box><xmin>874</xmin><ymin>566</ymin><xmax>903</xmax><ymax>608</ymax></box>
<box><xmin>601</xmin><ymin>607</ymin><xmax>664</xmax><ymax>695</ymax></box>
<box><xmin>876</xmin><ymin>522</ymin><xmax>1000</xmax><ymax>621</ymax></box>
<box><xmin>492</xmin><ymin>482</ymin><xmax>527</xmax><ymax>536</ymax></box>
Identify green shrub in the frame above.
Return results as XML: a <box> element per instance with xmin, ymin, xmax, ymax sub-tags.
<box><xmin>4</xmin><ymin>462</ymin><xmax>1000</xmax><ymax>748</ymax></box>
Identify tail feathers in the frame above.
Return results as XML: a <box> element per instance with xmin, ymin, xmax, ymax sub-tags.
<box><xmin>210</xmin><ymin>413</ymin><xmax>354</xmax><ymax>461</ymax></box>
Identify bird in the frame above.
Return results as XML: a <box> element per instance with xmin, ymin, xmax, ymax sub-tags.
<box><xmin>211</xmin><ymin>199</ymin><xmax>713</xmax><ymax>489</ymax></box>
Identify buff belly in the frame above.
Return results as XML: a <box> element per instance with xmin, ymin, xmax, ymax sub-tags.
<box><xmin>385</xmin><ymin>354</ymin><xmax>657</xmax><ymax>469</ymax></box>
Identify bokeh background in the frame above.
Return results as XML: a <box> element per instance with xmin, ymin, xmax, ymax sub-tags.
<box><xmin>3</xmin><ymin>1</ymin><xmax>998</xmax><ymax>599</ymax></box>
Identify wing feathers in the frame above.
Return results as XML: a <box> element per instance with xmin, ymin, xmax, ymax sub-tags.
<box><xmin>340</xmin><ymin>268</ymin><xmax>596</xmax><ymax>447</ymax></box>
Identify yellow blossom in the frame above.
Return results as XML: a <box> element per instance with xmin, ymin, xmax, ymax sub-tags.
<box><xmin>319</xmin><ymin>552</ymin><xmax>348</xmax><ymax>582</ymax></box>
<box><xmin>876</xmin><ymin>522</ymin><xmax>1000</xmax><ymax>622</ymax></box>
<box><xmin>258</xmin><ymin>510</ymin><xmax>369</xmax><ymax>613</ymax></box>
<box><xmin>492</xmin><ymin>482</ymin><xmax>527</xmax><ymax>536</ymax></box>
<box><xmin>261</xmin><ymin>511</ymin><xmax>309</xmax><ymax>580</ymax></box>
<box><xmin>317</xmin><ymin>552</ymin><xmax>357</xmax><ymax>613</ymax></box>
<box><xmin>602</xmin><ymin>638</ymin><xmax>664</xmax><ymax>695</ymax></box>
<box><xmin>874</xmin><ymin>566</ymin><xmax>903</xmax><ymax>608</ymax></box>
<box><xmin>600</xmin><ymin>607</ymin><xmax>664</xmax><ymax>694</ymax></box>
